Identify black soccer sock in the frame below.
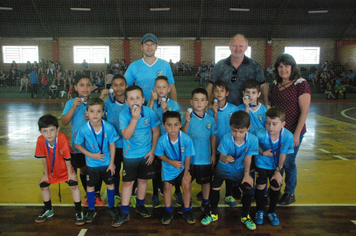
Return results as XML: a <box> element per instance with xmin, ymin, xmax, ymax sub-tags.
<box><xmin>210</xmin><ymin>189</ymin><xmax>220</xmax><ymax>215</ymax></box>
<box><xmin>255</xmin><ymin>188</ymin><xmax>265</xmax><ymax>211</ymax></box>
<box><xmin>174</xmin><ymin>182</ymin><xmax>181</xmax><ymax>194</ymax></box>
<box><xmin>241</xmin><ymin>191</ymin><xmax>253</xmax><ymax>218</ymax></box>
<box><xmin>95</xmin><ymin>181</ymin><xmax>102</xmax><ymax>195</ymax></box>
<box><xmin>80</xmin><ymin>174</ymin><xmax>87</xmax><ymax>192</ymax></box>
<box><xmin>44</xmin><ymin>200</ymin><xmax>52</xmax><ymax>211</ymax></box>
<box><xmin>225</xmin><ymin>179</ymin><xmax>233</xmax><ymax>197</ymax></box>
<box><xmin>152</xmin><ymin>178</ymin><xmax>159</xmax><ymax>196</ymax></box>
<box><xmin>74</xmin><ymin>201</ymin><xmax>82</xmax><ymax>212</ymax></box>
<box><xmin>268</xmin><ymin>189</ymin><xmax>280</xmax><ymax>213</ymax></box>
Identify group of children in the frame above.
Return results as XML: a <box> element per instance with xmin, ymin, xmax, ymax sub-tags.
<box><xmin>35</xmin><ymin>73</ymin><xmax>294</xmax><ymax>231</ymax></box>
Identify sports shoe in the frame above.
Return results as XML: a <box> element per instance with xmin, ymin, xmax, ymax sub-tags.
<box><xmin>108</xmin><ymin>207</ymin><xmax>117</xmax><ymax>219</ymax></box>
<box><xmin>95</xmin><ymin>195</ymin><xmax>105</xmax><ymax>206</ymax></box>
<box><xmin>200</xmin><ymin>213</ymin><xmax>218</xmax><ymax>226</ymax></box>
<box><xmin>85</xmin><ymin>209</ymin><xmax>97</xmax><ymax>223</ymax></box>
<box><xmin>278</xmin><ymin>193</ymin><xmax>295</xmax><ymax>205</ymax></box>
<box><xmin>161</xmin><ymin>211</ymin><xmax>173</xmax><ymax>225</ymax></box>
<box><xmin>35</xmin><ymin>209</ymin><xmax>54</xmax><ymax>223</ymax></box>
<box><xmin>75</xmin><ymin>211</ymin><xmax>85</xmax><ymax>226</ymax></box>
<box><xmin>174</xmin><ymin>192</ymin><xmax>183</xmax><ymax>206</ymax></box>
<box><xmin>241</xmin><ymin>215</ymin><xmax>256</xmax><ymax>230</ymax></box>
<box><xmin>158</xmin><ymin>188</ymin><xmax>164</xmax><ymax>197</ymax></box>
<box><xmin>183</xmin><ymin>210</ymin><xmax>196</xmax><ymax>224</ymax></box>
<box><xmin>130</xmin><ymin>195</ymin><xmax>136</xmax><ymax>208</ymax></box>
<box><xmin>135</xmin><ymin>205</ymin><xmax>151</xmax><ymax>218</ymax></box>
<box><xmin>267</xmin><ymin>212</ymin><xmax>279</xmax><ymax>226</ymax></box>
<box><xmin>111</xmin><ymin>212</ymin><xmax>130</xmax><ymax>227</ymax></box>
<box><xmin>152</xmin><ymin>195</ymin><xmax>161</xmax><ymax>208</ymax></box>
<box><xmin>200</xmin><ymin>202</ymin><xmax>209</xmax><ymax>214</ymax></box>
<box><xmin>224</xmin><ymin>196</ymin><xmax>237</xmax><ymax>207</ymax></box>
<box><xmin>114</xmin><ymin>195</ymin><xmax>121</xmax><ymax>207</ymax></box>
<box><xmin>177</xmin><ymin>206</ymin><xmax>183</xmax><ymax>215</ymax></box>
<box><xmin>255</xmin><ymin>210</ymin><xmax>265</xmax><ymax>225</ymax></box>
<box><xmin>83</xmin><ymin>196</ymin><xmax>88</xmax><ymax>207</ymax></box>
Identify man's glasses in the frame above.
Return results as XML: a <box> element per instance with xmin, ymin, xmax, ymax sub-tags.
<box><xmin>231</xmin><ymin>69</ymin><xmax>237</xmax><ymax>82</ymax></box>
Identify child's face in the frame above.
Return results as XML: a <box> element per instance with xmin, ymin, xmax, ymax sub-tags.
<box><xmin>243</xmin><ymin>88</ymin><xmax>261</xmax><ymax>104</ymax></box>
<box><xmin>74</xmin><ymin>78</ymin><xmax>91</xmax><ymax>97</ymax></box>
<box><xmin>111</xmin><ymin>78</ymin><xmax>127</xmax><ymax>97</ymax></box>
<box><xmin>87</xmin><ymin>104</ymin><xmax>104</xmax><ymax>123</ymax></box>
<box><xmin>154</xmin><ymin>79</ymin><xmax>170</xmax><ymax>98</ymax></box>
<box><xmin>163</xmin><ymin>118</ymin><xmax>181</xmax><ymax>137</ymax></box>
<box><xmin>190</xmin><ymin>93</ymin><xmax>208</xmax><ymax>112</ymax></box>
<box><xmin>230</xmin><ymin>126</ymin><xmax>249</xmax><ymax>141</ymax></box>
<box><xmin>266</xmin><ymin>117</ymin><xmax>285</xmax><ymax>136</ymax></box>
<box><xmin>213</xmin><ymin>86</ymin><xmax>229</xmax><ymax>102</ymax></box>
<box><xmin>40</xmin><ymin>125</ymin><xmax>60</xmax><ymax>145</ymax></box>
<box><xmin>125</xmin><ymin>89</ymin><xmax>145</xmax><ymax>108</ymax></box>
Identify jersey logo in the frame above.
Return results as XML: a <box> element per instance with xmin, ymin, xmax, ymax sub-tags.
<box><xmin>258</xmin><ymin>115</ymin><xmax>263</xmax><ymax>121</ymax></box>
<box><xmin>122</xmin><ymin>170</ymin><xmax>126</xmax><ymax>176</ymax></box>
<box><xmin>156</xmin><ymin>70</ymin><xmax>163</xmax><ymax>76</ymax></box>
<box><xmin>206</xmin><ymin>123</ymin><xmax>211</xmax><ymax>129</ymax></box>
<box><xmin>168</xmin><ymin>107</ymin><xmax>172</xmax><ymax>111</ymax></box>
<box><xmin>229</xmin><ymin>113</ymin><xmax>233</xmax><ymax>118</ymax></box>
<box><xmin>181</xmin><ymin>146</ymin><xmax>185</xmax><ymax>153</ymax></box>
<box><xmin>244</xmin><ymin>147</ymin><xmax>248</xmax><ymax>153</ymax></box>
<box><xmin>143</xmin><ymin>118</ymin><xmax>149</xmax><ymax>125</ymax></box>
<box><xmin>86</xmin><ymin>175</ymin><xmax>90</xmax><ymax>181</ymax></box>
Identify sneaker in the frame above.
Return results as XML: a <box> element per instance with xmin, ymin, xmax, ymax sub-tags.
<box><xmin>278</xmin><ymin>193</ymin><xmax>295</xmax><ymax>205</ymax></box>
<box><xmin>95</xmin><ymin>195</ymin><xmax>105</xmax><ymax>206</ymax></box>
<box><xmin>177</xmin><ymin>206</ymin><xmax>183</xmax><ymax>215</ymax></box>
<box><xmin>75</xmin><ymin>211</ymin><xmax>85</xmax><ymax>226</ymax></box>
<box><xmin>173</xmin><ymin>192</ymin><xmax>183</xmax><ymax>206</ymax></box>
<box><xmin>196</xmin><ymin>191</ymin><xmax>202</xmax><ymax>200</ymax></box>
<box><xmin>241</xmin><ymin>215</ymin><xmax>256</xmax><ymax>230</ymax></box>
<box><xmin>158</xmin><ymin>188</ymin><xmax>164</xmax><ymax>197</ymax></box>
<box><xmin>152</xmin><ymin>195</ymin><xmax>161</xmax><ymax>208</ymax></box>
<box><xmin>254</xmin><ymin>210</ymin><xmax>265</xmax><ymax>225</ymax></box>
<box><xmin>35</xmin><ymin>209</ymin><xmax>54</xmax><ymax>223</ymax></box>
<box><xmin>111</xmin><ymin>212</ymin><xmax>130</xmax><ymax>227</ymax></box>
<box><xmin>267</xmin><ymin>212</ymin><xmax>280</xmax><ymax>226</ymax></box>
<box><xmin>108</xmin><ymin>207</ymin><xmax>117</xmax><ymax>219</ymax></box>
<box><xmin>161</xmin><ymin>211</ymin><xmax>173</xmax><ymax>225</ymax></box>
<box><xmin>183</xmin><ymin>210</ymin><xmax>196</xmax><ymax>224</ymax></box>
<box><xmin>200</xmin><ymin>202</ymin><xmax>209</xmax><ymax>213</ymax></box>
<box><xmin>224</xmin><ymin>196</ymin><xmax>237</xmax><ymax>207</ymax></box>
<box><xmin>200</xmin><ymin>214</ymin><xmax>218</xmax><ymax>226</ymax></box>
<box><xmin>130</xmin><ymin>195</ymin><xmax>136</xmax><ymax>208</ymax></box>
<box><xmin>114</xmin><ymin>195</ymin><xmax>121</xmax><ymax>207</ymax></box>
<box><xmin>135</xmin><ymin>205</ymin><xmax>151</xmax><ymax>218</ymax></box>
<box><xmin>85</xmin><ymin>209</ymin><xmax>97</xmax><ymax>223</ymax></box>
<box><xmin>83</xmin><ymin>196</ymin><xmax>88</xmax><ymax>207</ymax></box>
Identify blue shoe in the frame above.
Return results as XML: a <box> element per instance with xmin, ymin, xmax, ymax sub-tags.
<box><xmin>152</xmin><ymin>195</ymin><xmax>161</xmax><ymax>208</ymax></box>
<box><xmin>267</xmin><ymin>212</ymin><xmax>279</xmax><ymax>226</ymax></box>
<box><xmin>255</xmin><ymin>210</ymin><xmax>265</xmax><ymax>225</ymax></box>
<box><xmin>224</xmin><ymin>196</ymin><xmax>237</xmax><ymax>207</ymax></box>
<box><xmin>173</xmin><ymin>192</ymin><xmax>183</xmax><ymax>206</ymax></box>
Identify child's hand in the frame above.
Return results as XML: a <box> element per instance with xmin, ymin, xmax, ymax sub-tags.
<box><xmin>212</xmin><ymin>101</ymin><xmax>218</xmax><ymax>114</ymax></box>
<box><xmin>83</xmin><ymin>111</ymin><xmax>89</xmax><ymax>121</ymax></box>
<box><xmin>72</xmin><ymin>97</ymin><xmax>82</xmax><ymax>109</ymax></box>
<box><xmin>107</xmin><ymin>163</ymin><xmax>116</xmax><ymax>176</ymax></box>
<box><xmin>210</xmin><ymin>155</ymin><xmax>216</xmax><ymax>166</ymax></box>
<box><xmin>171</xmin><ymin>160</ymin><xmax>183</xmax><ymax>169</ymax></box>
<box><xmin>262</xmin><ymin>149</ymin><xmax>273</xmax><ymax>157</ymax></box>
<box><xmin>243</xmin><ymin>95</ymin><xmax>250</xmax><ymax>106</ymax></box>
<box><xmin>161</xmin><ymin>100</ymin><xmax>168</xmax><ymax>112</ymax></box>
<box><xmin>184</xmin><ymin>112</ymin><xmax>191</xmax><ymax>123</ymax></box>
<box><xmin>144</xmin><ymin>150</ymin><xmax>155</xmax><ymax>165</ymax></box>
<box><xmin>90</xmin><ymin>152</ymin><xmax>106</xmax><ymax>160</ymax></box>
<box><xmin>271</xmin><ymin>171</ymin><xmax>283</xmax><ymax>187</ymax></box>
<box><xmin>221</xmin><ymin>155</ymin><xmax>234</xmax><ymax>164</ymax></box>
<box><xmin>241</xmin><ymin>174</ymin><xmax>254</xmax><ymax>187</ymax></box>
<box><xmin>68</xmin><ymin>172</ymin><xmax>78</xmax><ymax>182</ymax></box>
<box><xmin>131</xmin><ymin>106</ymin><xmax>141</xmax><ymax>119</ymax></box>
<box><xmin>183</xmin><ymin>171</ymin><xmax>192</xmax><ymax>183</ymax></box>
<box><xmin>39</xmin><ymin>174</ymin><xmax>49</xmax><ymax>184</ymax></box>
<box><xmin>100</xmin><ymin>89</ymin><xmax>109</xmax><ymax>99</ymax></box>
<box><xmin>150</xmin><ymin>90</ymin><xmax>158</xmax><ymax>101</ymax></box>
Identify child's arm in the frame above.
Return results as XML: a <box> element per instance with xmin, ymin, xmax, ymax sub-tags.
<box><xmin>121</xmin><ymin>107</ymin><xmax>141</xmax><ymax>139</ymax></box>
<box><xmin>210</xmin><ymin>134</ymin><xmax>216</xmax><ymax>166</ymax></box>
<box><xmin>212</xmin><ymin>103</ymin><xmax>218</xmax><ymax>124</ymax></box>
<box><xmin>147</xmin><ymin>90</ymin><xmax>157</xmax><ymax>108</ymax></box>
<box><xmin>39</xmin><ymin>158</ymin><xmax>49</xmax><ymax>184</ymax></box>
<box><xmin>181</xmin><ymin>112</ymin><xmax>191</xmax><ymax>133</ymax></box>
<box><xmin>158</xmin><ymin>154</ymin><xmax>182</xmax><ymax>169</ymax></box>
<box><xmin>74</xmin><ymin>144</ymin><xmax>105</xmax><ymax>161</ymax></box>
<box><xmin>61</xmin><ymin>98</ymin><xmax>83</xmax><ymax>125</ymax></box>
<box><xmin>241</xmin><ymin>155</ymin><xmax>253</xmax><ymax>187</ymax></box>
<box><xmin>144</xmin><ymin>126</ymin><xmax>160</xmax><ymax>165</ymax></box>
<box><xmin>65</xmin><ymin>159</ymin><xmax>77</xmax><ymax>182</ymax></box>
<box><xmin>182</xmin><ymin>156</ymin><xmax>192</xmax><ymax>183</ymax></box>
<box><xmin>258</xmin><ymin>147</ymin><xmax>273</xmax><ymax>156</ymax></box>
<box><xmin>271</xmin><ymin>153</ymin><xmax>286</xmax><ymax>186</ymax></box>
<box><xmin>219</xmin><ymin>153</ymin><xmax>234</xmax><ymax>164</ymax></box>
<box><xmin>106</xmin><ymin>142</ymin><xmax>116</xmax><ymax>176</ymax></box>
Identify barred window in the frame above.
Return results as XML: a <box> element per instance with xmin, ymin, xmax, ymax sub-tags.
<box><xmin>2</xmin><ymin>46</ymin><xmax>39</xmax><ymax>63</ymax></box>
<box><xmin>73</xmin><ymin>46</ymin><xmax>110</xmax><ymax>64</ymax></box>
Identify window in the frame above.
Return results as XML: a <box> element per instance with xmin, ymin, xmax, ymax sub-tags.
<box><xmin>2</xmin><ymin>46</ymin><xmax>39</xmax><ymax>63</ymax></box>
<box><xmin>156</xmin><ymin>46</ymin><xmax>180</xmax><ymax>63</ymax></box>
<box><xmin>284</xmin><ymin>47</ymin><xmax>320</xmax><ymax>64</ymax></box>
<box><xmin>73</xmin><ymin>46</ymin><xmax>110</xmax><ymax>64</ymax></box>
<box><xmin>215</xmin><ymin>46</ymin><xmax>251</xmax><ymax>63</ymax></box>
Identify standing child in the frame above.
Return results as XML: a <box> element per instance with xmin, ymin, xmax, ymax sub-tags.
<box><xmin>35</xmin><ymin>114</ymin><xmax>84</xmax><ymax>226</ymax></box>
<box><xmin>254</xmin><ymin>106</ymin><xmax>294</xmax><ymax>226</ymax></box>
<box><xmin>112</xmin><ymin>85</ymin><xmax>160</xmax><ymax>227</ymax></box>
<box><xmin>155</xmin><ymin>111</ymin><xmax>196</xmax><ymax>225</ymax></box>
<box><xmin>42</xmin><ymin>73</ymin><xmax>49</xmax><ymax>99</ymax></box>
<box><xmin>182</xmin><ymin>88</ymin><xmax>217</xmax><ymax>213</ymax></box>
<box><xmin>19</xmin><ymin>74</ymin><xmax>28</xmax><ymax>93</ymax></box>
<box><xmin>74</xmin><ymin>97</ymin><xmax>119</xmax><ymax>223</ymax></box>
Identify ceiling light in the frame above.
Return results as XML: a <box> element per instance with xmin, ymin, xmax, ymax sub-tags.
<box><xmin>150</xmin><ymin>8</ymin><xmax>170</xmax><ymax>11</ymax></box>
<box><xmin>308</xmin><ymin>10</ymin><xmax>328</xmax><ymax>14</ymax></box>
<box><xmin>0</xmin><ymin>7</ymin><xmax>13</xmax><ymax>10</ymax></box>
<box><xmin>229</xmin><ymin>8</ymin><xmax>250</xmax><ymax>12</ymax></box>
<box><xmin>70</xmin><ymin>8</ymin><xmax>91</xmax><ymax>11</ymax></box>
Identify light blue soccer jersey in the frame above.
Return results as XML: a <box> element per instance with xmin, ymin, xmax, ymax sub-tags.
<box><xmin>256</xmin><ymin>128</ymin><xmax>294</xmax><ymax>170</ymax></box>
<box><xmin>182</xmin><ymin>112</ymin><xmax>217</xmax><ymax>165</ymax></box>
<box><xmin>61</xmin><ymin>98</ymin><xmax>88</xmax><ymax>153</ymax></box>
<box><xmin>237</xmin><ymin>103</ymin><xmax>267</xmax><ymax>135</ymax></box>
<box><xmin>104</xmin><ymin>99</ymin><xmax>128</xmax><ymax>148</ymax></box>
<box><xmin>154</xmin><ymin>131</ymin><xmax>195</xmax><ymax>181</ymax></box>
<box><xmin>74</xmin><ymin>120</ymin><xmax>119</xmax><ymax>167</ymax></box>
<box><xmin>217</xmin><ymin>132</ymin><xmax>259</xmax><ymax>171</ymax></box>
<box><xmin>152</xmin><ymin>98</ymin><xmax>181</xmax><ymax>136</ymax></box>
<box><xmin>119</xmin><ymin>106</ymin><xmax>161</xmax><ymax>159</ymax></box>
<box><xmin>208</xmin><ymin>102</ymin><xmax>238</xmax><ymax>147</ymax></box>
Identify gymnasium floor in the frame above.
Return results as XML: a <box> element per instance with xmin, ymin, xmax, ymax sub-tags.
<box><xmin>0</xmin><ymin>100</ymin><xmax>356</xmax><ymax>235</ymax></box>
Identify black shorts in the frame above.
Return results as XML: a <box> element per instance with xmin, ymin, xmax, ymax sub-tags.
<box><xmin>255</xmin><ymin>167</ymin><xmax>275</xmax><ymax>185</ymax></box>
<box><xmin>190</xmin><ymin>164</ymin><xmax>212</xmax><ymax>185</ymax></box>
<box><xmin>122</xmin><ymin>157</ymin><xmax>157</xmax><ymax>182</ymax></box>
<box><xmin>71</xmin><ymin>153</ymin><xmax>86</xmax><ymax>169</ymax></box>
<box><xmin>165</xmin><ymin>171</ymin><xmax>184</xmax><ymax>186</ymax></box>
<box><xmin>114</xmin><ymin>148</ymin><xmax>124</xmax><ymax>171</ymax></box>
<box><xmin>86</xmin><ymin>166</ymin><xmax>114</xmax><ymax>187</ymax></box>
<box><xmin>39</xmin><ymin>180</ymin><xmax>78</xmax><ymax>188</ymax></box>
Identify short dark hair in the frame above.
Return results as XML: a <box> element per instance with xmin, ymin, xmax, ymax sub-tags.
<box><xmin>155</xmin><ymin>75</ymin><xmax>169</xmax><ymax>84</ymax></box>
<box><xmin>87</xmin><ymin>97</ymin><xmax>105</xmax><ymax>110</ymax></box>
<box><xmin>112</xmin><ymin>74</ymin><xmax>127</xmax><ymax>84</ymax></box>
<box><xmin>265</xmin><ymin>106</ymin><xmax>285</xmax><ymax>122</ymax></box>
<box><xmin>162</xmin><ymin>111</ymin><xmax>181</xmax><ymax>124</ymax></box>
<box><xmin>38</xmin><ymin>114</ymin><xmax>59</xmax><ymax>130</ymax></box>
<box><xmin>191</xmin><ymin>87</ymin><xmax>208</xmax><ymax>99</ymax></box>
<box><xmin>229</xmin><ymin>111</ymin><xmax>250</xmax><ymax>129</ymax></box>
<box><xmin>125</xmin><ymin>85</ymin><xmax>144</xmax><ymax>98</ymax></box>
<box><xmin>243</xmin><ymin>79</ymin><xmax>261</xmax><ymax>92</ymax></box>
<box><xmin>274</xmin><ymin>53</ymin><xmax>300</xmax><ymax>83</ymax></box>
<box><xmin>74</xmin><ymin>74</ymin><xmax>91</xmax><ymax>86</ymax></box>
<box><xmin>212</xmin><ymin>80</ymin><xmax>229</xmax><ymax>92</ymax></box>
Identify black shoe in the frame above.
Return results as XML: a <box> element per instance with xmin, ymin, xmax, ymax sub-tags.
<box><xmin>278</xmin><ymin>193</ymin><xmax>296</xmax><ymax>205</ymax></box>
<box><xmin>111</xmin><ymin>211</ymin><xmax>130</xmax><ymax>227</ymax></box>
<box><xmin>75</xmin><ymin>211</ymin><xmax>85</xmax><ymax>226</ymax></box>
<box><xmin>183</xmin><ymin>210</ymin><xmax>196</xmax><ymax>224</ymax></box>
<box><xmin>161</xmin><ymin>211</ymin><xmax>173</xmax><ymax>225</ymax></box>
<box><xmin>200</xmin><ymin>202</ymin><xmax>209</xmax><ymax>214</ymax></box>
<box><xmin>177</xmin><ymin>206</ymin><xmax>183</xmax><ymax>215</ymax></box>
<box><xmin>108</xmin><ymin>207</ymin><xmax>117</xmax><ymax>219</ymax></box>
<box><xmin>85</xmin><ymin>209</ymin><xmax>96</xmax><ymax>223</ymax></box>
<box><xmin>135</xmin><ymin>205</ymin><xmax>151</xmax><ymax>218</ymax></box>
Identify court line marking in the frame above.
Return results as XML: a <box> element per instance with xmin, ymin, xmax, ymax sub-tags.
<box><xmin>341</xmin><ymin>107</ymin><xmax>356</xmax><ymax>121</ymax></box>
<box><xmin>309</xmin><ymin>113</ymin><xmax>356</xmax><ymax>127</ymax></box>
<box><xmin>78</xmin><ymin>229</ymin><xmax>87</xmax><ymax>236</ymax></box>
<box><xmin>334</xmin><ymin>155</ymin><xmax>348</xmax><ymax>161</ymax></box>
<box><xmin>352</xmin><ymin>220</ymin><xmax>356</xmax><ymax>225</ymax></box>
<box><xmin>319</xmin><ymin>149</ymin><xmax>331</xmax><ymax>154</ymax></box>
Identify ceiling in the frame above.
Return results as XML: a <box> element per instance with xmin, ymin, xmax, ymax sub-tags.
<box><xmin>1</xmin><ymin>0</ymin><xmax>356</xmax><ymax>40</ymax></box>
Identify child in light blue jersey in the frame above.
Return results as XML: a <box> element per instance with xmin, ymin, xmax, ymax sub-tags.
<box><xmin>74</xmin><ymin>97</ymin><xmax>119</xmax><ymax>224</ymax></box>
<box><xmin>182</xmin><ymin>88</ymin><xmax>217</xmax><ymax>213</ymax></box>
<box><xmin>254</xmin><ymin>106</ymin><xmax>294</xmax><ymax>227</ymax></box>
<box><xmin>155</xmin><ymin>111</ymin><xmax>196</xmax><ymax>225</ymax></box>
<box><xmin>148</xmin><ymin>76</ymin><xmax>182</xmax><ymax>208</ymax></box>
